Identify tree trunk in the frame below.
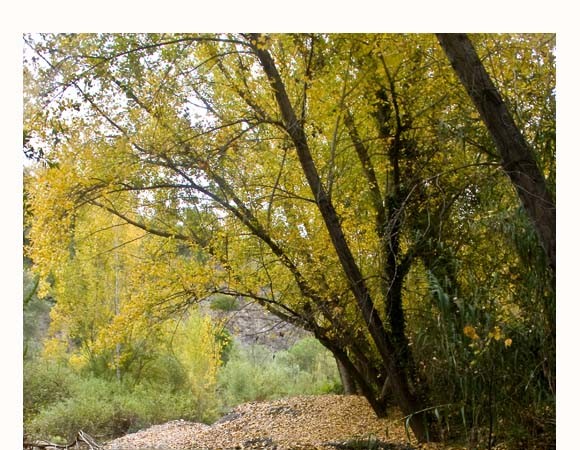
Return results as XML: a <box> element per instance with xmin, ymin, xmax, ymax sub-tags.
<box><xmin>436</xmin><ymin>33</ymin><xmax>556</xmax><ymax>272</ymax></box>
<box><xmin>336</xmin><ymin>357</ymin><xmax>359</xmax><ymax>395</ymax></box>
<box><xmin>251</xmin><ymin>36</ymin><xmax>437</xmax><ymax>442</ymax></box>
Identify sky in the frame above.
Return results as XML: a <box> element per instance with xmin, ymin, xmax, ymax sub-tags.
<box><xmin>3</xmin><ymin>1</ymin><xmax>578</xmax><ymax>448</ymax></box>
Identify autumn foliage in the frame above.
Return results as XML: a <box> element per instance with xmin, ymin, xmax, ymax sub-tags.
<box><xmin>23</xmin><ymin>33</ymin><xmax>555</xmax><ymax>447</ymax></box>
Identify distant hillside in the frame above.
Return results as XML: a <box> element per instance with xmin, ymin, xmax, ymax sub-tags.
<box><xmin>202</xmin><ymin>296</ymin><xmax>310</xmax><ymax>351</ymax></box>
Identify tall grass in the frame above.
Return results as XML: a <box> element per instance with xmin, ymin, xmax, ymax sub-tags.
<box><xmin>408</xmin><ymin>268</ymin><xmax>555</xmax><ymax>448</ymax></box>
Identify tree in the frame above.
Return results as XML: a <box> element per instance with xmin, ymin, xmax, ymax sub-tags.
<box><xmin>24</xmin><ymin>33</ymin><xmax>555</xmax><ymax>444</ymax></box>
<box><xmin>436</xmin><ymin>33</ymin><xmax>556</xmax><ymax>272</ymax></box>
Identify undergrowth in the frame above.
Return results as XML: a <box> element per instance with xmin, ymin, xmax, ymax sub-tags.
<box><xmin>23</xmin><ymin>336</ymin><xmax>342</xmax><ymax>442</ymax></box>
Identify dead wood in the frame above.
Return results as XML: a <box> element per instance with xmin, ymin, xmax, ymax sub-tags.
<box><xmin>24</xmin><ymin>430</ymin><xmax>103</xmax><ymax>450</ymax></box>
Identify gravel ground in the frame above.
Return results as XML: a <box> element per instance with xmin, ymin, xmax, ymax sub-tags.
<box><xmin>103</xmin><ymin>395</ymin><xmax>420</xmax><ymax>450</ymax></box>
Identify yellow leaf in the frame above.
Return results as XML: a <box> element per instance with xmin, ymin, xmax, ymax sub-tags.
<box><xmin>488</xmin><ymin>325</ymin><xmax>501</xmax><ymax>341</ymax></box>
<box><xmin>463</xmin><ymin>325</ymin><xmax>479</xmax><ymax>340</ymax></box>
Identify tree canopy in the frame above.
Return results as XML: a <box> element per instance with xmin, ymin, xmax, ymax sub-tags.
<box><xmin>23</xmin><ymin>33</ymin><xmax>555</xmax><ymax>444</ymax></box>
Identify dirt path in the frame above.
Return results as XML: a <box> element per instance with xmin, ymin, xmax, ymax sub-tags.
<box><xmin>104</xmin><ymin>394</ymin><xmax>429</xmax><ymax>449</ymax></box>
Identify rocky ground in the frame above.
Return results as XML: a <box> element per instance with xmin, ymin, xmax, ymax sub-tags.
<box><xmin>202</xmin><ymin>297</ymin><xmax>309</xmax><ymax>352</ymax></box>
<box><xmin>104</xmin><ymin>394</ymin><xmax>439</xmax><ymax>450</ymax></box>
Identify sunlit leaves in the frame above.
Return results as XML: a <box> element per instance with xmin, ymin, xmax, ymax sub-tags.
<box><xmin>168</xmin><ymin>313</ymin><xmax>225</xmax><ymax>394</ymax></box>
<box><xmin>23</xmin><ymin>34</ymin><xmax>555</xmax><ymax>440</ymax></box>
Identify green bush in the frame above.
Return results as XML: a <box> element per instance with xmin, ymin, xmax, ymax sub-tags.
<box><xmin>114</xmin><ymin>384</ymin><xmax>204</xmax><ymax>430</ymax></box>
<box><xmin>23</xmin><ymin>360</ymin><xmax>77</xmax><ymax>418</ymax></box>
<box><xmin>24</xmin><ymin>365</ymin><xmax>212</xmax><ymax>442</ymax></box>
<box><xmin>129</xmin><ymin>353</ymin><xmax>190</xmax><ymax>392</ymax></box>
<box><xmin>23</xmin><ymin>286</ymin><xmax>51</xmax><ymax>359</ymax></box>
<box><xmin>209</xmin><ymin>294</ymin><xmax>239</xmax><ymax>312</ymax></box>
<box><xmin>287</xmin><ymin>337</ymin><xmax>340</xmax><ymax>379</ymax></box>
<box><xmin>217</xmin><ymin>338</ymin><xmax>341</xmax><ymax>407</ymax></box>
<box><xmin>24</xmin><ymin>336</ymin><xmax>341</xmax><ymax>442</ymax></box>
<box><xmin>26</xmin><ymin>375</ymin><xmax>122</xmax><ymax>442</ymax></box>
<box><xmin>408</xmin><ymin>270</ymin><xmax>556</xmax><ymax>446</ymax></box>
<box><xmin>28</xmin><ymin>395</ymin><xmax>116</xmax><ymax>442</ymax></box>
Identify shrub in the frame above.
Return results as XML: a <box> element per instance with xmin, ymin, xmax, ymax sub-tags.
<box><xmin>25</xmin><ymin>374</ymin><xmax>207</xmax><ymax>442</ymax></box>
<box><xmin>24</xmin><ymin>309</ymin><xmax>228</xmax><ymax>442</ymax></box>
<box><xmin>116</xmin><ymin>384</ymin><xmax>204</xmax><ymax>431</ymax></box>
<box><xmin>129</xmin><ymin>352</ymin><xmax>189</xmax><ymax>392</ymax></box>
<box><xmin>23</xmin><ymin>275</ymin><xmax>52</xmax><ymax>359</ymax></box>
<box><xmin>23</xmin><ymin>359</ymin><xmax>77</xmax><ymax>418</ymax></box>
<box><xmin>209</xmin><ymin>294</ymin><xmax>239</xmax><ymax>312</ymax></box>
<box><xmin>24</xmin><ymin>331</ymin><xmax>341</xmax><ymax>442</ymax></box>
<box><xmin>26</xmin><ymin>376</ymin><xmax>120</xmax><ymax>442</ymax></box>
<box><xmin>217</xmin><ymin>338</ymin><xmax>341</xmax><ymax>408</ymax></box>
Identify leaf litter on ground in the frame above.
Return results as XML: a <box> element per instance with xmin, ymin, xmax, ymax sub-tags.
<box><xmin>104</xmin><ymin>394</ymin><xmax>458</xmax><ymax>450</ymax></box>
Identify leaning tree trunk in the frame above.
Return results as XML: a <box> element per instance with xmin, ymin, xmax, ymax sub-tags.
<box><xmin>436</xmin><ymin>33</ymin><xmax>556</xmax><ymax>273</ymax></box>
<box><xmin>250</xmin><ymin>35</ymin><xmax>437</xmax><ymax>443</ymax></box>
<box><xmin>336</xmin><ymin>357</ymin><xmax>360</xmax><ymax>395</ymax></box>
